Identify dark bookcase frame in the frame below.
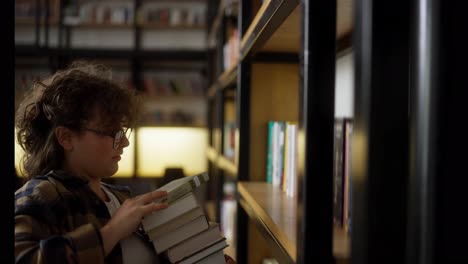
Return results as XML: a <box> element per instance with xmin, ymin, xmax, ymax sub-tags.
<box><xmin>207</xmin><ymin>0</ymin><xmax>468</xmax><ymax>263</ymax></box>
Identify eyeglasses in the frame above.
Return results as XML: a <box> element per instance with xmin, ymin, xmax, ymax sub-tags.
<box><xmin>82</xmin><ymin>127</ymin><xmax>132</xmax><ymax>149</ymax></box>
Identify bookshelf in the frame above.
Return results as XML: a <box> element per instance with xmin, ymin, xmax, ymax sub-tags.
<box><xmin>14</xmin><ymin>0</ymin><xmax>208</xmax><ymax>127</ymax></box>
<box><xmin>207</xmin><ymin>0</ymin><xmax>468</xmax><ymax>263</ymax></box>
<box><xmin>206</xmin><ymin>0</ymin><xmax>353</xmax><ymax>263</ymax></box>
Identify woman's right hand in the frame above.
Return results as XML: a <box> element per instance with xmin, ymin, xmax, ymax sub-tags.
<box><xmin>100</xmin><ymin>190</ymin><xmax>168</xmax><ymax>255</ymax></box>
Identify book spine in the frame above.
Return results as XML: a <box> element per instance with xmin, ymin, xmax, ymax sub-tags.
<box><xmin>333</xmin><ymin>119</ymin><xmax>345</xmax><ymax>227</ymax></box>
<box><xmin>266</xmin><ymin>121</ymin><xmax>274</xmax><ymax>183</ymax></box>
<box><xmin>277</xmin><ymin>122</ymin><xmax>286</xmax><ymax>190</ymax></box>
<box><xmin>167</xmin><ymin>182</ymin><xmax>195</xmax><ymax>204</ymax></box>
<box><xmin>282</xmin><ymin>122</ymin><xmax>290</xmax><ymax>192</ymax></box>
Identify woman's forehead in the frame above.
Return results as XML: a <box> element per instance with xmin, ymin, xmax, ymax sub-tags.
<box><xmin>86</xmin><ymin>108</ymin><xmax>122</xmax><ymax>128</ymax></box>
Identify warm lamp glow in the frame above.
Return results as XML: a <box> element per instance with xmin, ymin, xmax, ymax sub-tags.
<box><xmin>14</xmin><ymin>127</ymin><xmax>207</xmax><ymax>178</ymax></box>
<box><xmin>14</xmin><ymin>129</ymin><xmax>135</xmax><ymax>178</ymax></box>
<box><xmin>136</xmin><ymin>127</ymin><xmax>208</xmax><ymax>177</ymax></box>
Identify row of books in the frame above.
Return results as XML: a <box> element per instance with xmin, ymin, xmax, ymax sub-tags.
<box><xmin>266</xmin><ymin>121</ymin><xmax>299</xmax><ymax>197</ymax></box>
<box><xmin>141</xmin><ymin>172</ymin><xmax>229</xmax><ymax>263</ymax></box>
<box><xmin>137</xmin><ymin>6</ymin><xmax>206</xmax><ymax>27</ymax></box>
<box><xmin>139</xmin><ymin>109</ymin><xmax>201</xmax><ymax>126</ymax></box>
<box><xmin>220</xmin><ymin>182</ymin><xmax>237</xmax><ymax>244</ymax></box>
<box><xmin>63</xmin><ymin>2</ymin><xmax>134</xmax><ymax>26</ymax></box>
<box><xmin>60</xmin><ymin>1</ymin><xmax>205</xmax><ymax>27</ymax></box>
<box><xmin>333</xmin><ymin>118</ymin><xmax>353</xmax><ymax>233</ymax></box>
<box><xmin>142</xmin><ymin>76</ymin><xmax>204</xmax><ymax>97</ymax></box>
<box><xmin>223</xmin><ymin>121</ymin><xmax>236</xmax><ymax>160</ymax></box>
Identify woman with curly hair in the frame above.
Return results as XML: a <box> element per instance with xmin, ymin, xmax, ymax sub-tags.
<box><xmin>14</xmin><ymin>61</ymin><xmax>169</xmax><ymax>263</ymax></box>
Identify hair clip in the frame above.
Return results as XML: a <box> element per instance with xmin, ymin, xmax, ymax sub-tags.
<box><xmin>42</xmin><ymin>103</ymin><xmax>53</xmax><ymax>121</ymax></box>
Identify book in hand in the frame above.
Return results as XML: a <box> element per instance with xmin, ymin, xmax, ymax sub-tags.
<box><xmin>146</xmin><ymin>206</ymin><xmax>205</xmax><ymax>240</ymax></box>
<box><xmin>192</xmin><ymin>249</ymin><xmax>226</xmax><ymax>264</ymax></box>
<box><xmin>164</xmin><ymin>222</ymin><xmax>224</xmax><ymax>263</ymax></box>
<box><xmin>142</xmin><ymin>192</ymin><xmax>200</xmax><ymax>232</ymax></box>
<box><xmin>149</xmin><ymin>215</ymin><xmax>209</xmax><ymax>253</ymax></box>
<box><xmin>178</xmin><ymin>238</ymin><xmax>228</xmax><ymax>264</ymax></box>
<box><xmin>154</xmin><ymin>172</ymin><xmax>209</xmax><ymax>205</ymax></box>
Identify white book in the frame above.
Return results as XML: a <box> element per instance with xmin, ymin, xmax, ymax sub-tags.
<box><xmin>196</xmin><ymin>249</ymin><xmax>226</xmax><ymax>264</ymax></box>
<box><xmin>179</xmin><ymin>239</ymin><xmax>228</xmax><ymax>264</ymax></box>
<box><xmin>142</xmin><ymin>192</ymin><xmax>199</xmax><ymax>232</ymax></box>
<box><xmin>150</xmin><ymin>215</ymin><xmax>209</xmax><ymax>253</ymax></box>
<box><xmin>153</xmin><ymin>172</ymin><xmax>209</xmax><ymax>205</ymax></box>
<box><xmin>146</xmin><ymin>206</ymin><xmax>204</xmax><ymax>239</ymax></box>
<box><xmin>165</xmin><ymin>222</ymin><xmax>224</xmax><ymax>263</ymax></box>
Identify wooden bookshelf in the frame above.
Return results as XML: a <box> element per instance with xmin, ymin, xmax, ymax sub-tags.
<box><xmin>206</xmin><ymin>146</ymin><xmax>218</xmax><ymax>163</ymax></box>
<box><xmin>240</xmin><ymin>0</ymin><xmax>353</xmax><ymax>56</ymax></box>
<box><xmin>218</xmin><ymin>64</ymin><xmax>237</xmax><ymax>91</ymax></box>
<box><xmin>238</xmin><ymin>182</ymin><xmax>350</xmax><ymax>262</ymax></box>
<box><xmin>15</xmin><ymin>17</ymin><xmax>59</xmax><ymax>26</ymax></box>
<box><xmin>139</xmin><ymin>24</ymin><xmax>206</xmax><ymax>30</ymax></box>
<box><xmin>217</xmin><ymin>155</ymin><xmax>237</xmax><ymax>176</ymax></box>
<box><xmin>207</xmin><ymin>64</ymin><xmax>237</xmax><ymax>99</ymax></box>
<box><xmin>73</xmin><ymin>23</ymin><xmax>134</xmax><ymax>29</ymax></box>
<box><xmin>239</xmin><ymin>0</ymin><xmax>299</xmax><ymax>58</ymax></box>
<box><xmin>206</xmin><ymin>0</ymin><xmax>355</xmax><ymax>262</ymax></box>
<box><xmin>206</xmin><ymin>0</ymin><xmax>468</xmax><ymax>263</ymax></box>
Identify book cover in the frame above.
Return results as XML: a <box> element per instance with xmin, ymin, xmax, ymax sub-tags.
<box><xmin>276</xmin><ymin>122</ymin><xmax>286</xmax><ymax>189</ymax></box>
<box><xmin>145</xmin><ymin>206</ymin><xmax>205</xmax><ymax>240</ymax></box>
<box><xmin>142</xmin><ymin>192</ymin><xmax>199</xmax><ymax>232</ymax></box>
<box><xmin>194</xmin><ymin>249</ymin><xmax>226</xmax><ymax>264</ymax></box>
<box><xmin>150</xmin><ymin>215</ymin><xmax>209</xmax><ymax>253</ymax></box>
<box><xmin>333</xmin><ymin>119</ymin><xmax>345</xmax><ymax>226</ymax></box>
<box><xmin>165</xmin><ymin>222</ymin><xmax>224</xmax><ymax>263</ymax></box>
<box><xmin>153</xmin><ymin>171</ymin><xmax>209</xmax><ymax>205</ymax></box>
<box><xmin>266</xmin><ymin>121</ymin><xmax>275</xmax><ymax>183</ymax></box>
<box><xmin>286</xmin><ymin>122</ymin><xmax>298</xmax><ymax>197</ymax></box>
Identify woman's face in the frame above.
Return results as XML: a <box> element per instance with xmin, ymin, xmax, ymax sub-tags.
<box><xmin>67</xmin><ymin>115</ymin><xmax>130</xmax><ymax>180</ymax></box>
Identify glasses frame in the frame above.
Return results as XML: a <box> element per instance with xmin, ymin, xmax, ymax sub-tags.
<box><xmin>82</xmin><ymin>127</ymin><xmax>132</xmax><ymax>149</ymax></box>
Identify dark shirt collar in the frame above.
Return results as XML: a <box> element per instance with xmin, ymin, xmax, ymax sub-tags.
<box><xmin>43</xmin><ymin>169</ymin><xmax>90</xmax><ymax>185</ymax></box>
<box><xmin>43</xmin><ymin>169</ymin><xmax>131</xmax><ymax>195</ymax></box>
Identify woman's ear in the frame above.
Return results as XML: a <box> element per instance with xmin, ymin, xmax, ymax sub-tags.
<box><xmin>55</xmin><ymin>126</ymin><xmax>74</xmax><ymax>151</ymax></box>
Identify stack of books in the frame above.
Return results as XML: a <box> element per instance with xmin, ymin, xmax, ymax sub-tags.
<box><xmin>142</xmin><ymin>172</ymin><xmax>228</xmax><ymax>263</ymax></box>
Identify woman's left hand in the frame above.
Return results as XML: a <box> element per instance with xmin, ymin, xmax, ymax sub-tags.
<box><xmin>224</xmin><ymin>254</ymin><xmax>236</xmax><ymax>264</ymax></box>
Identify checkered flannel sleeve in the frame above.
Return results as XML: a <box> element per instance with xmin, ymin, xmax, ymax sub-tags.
<box><xmin>14</xmin><ymin>179</ymin><xmax>106</xmax><ymax>264</ymax></box>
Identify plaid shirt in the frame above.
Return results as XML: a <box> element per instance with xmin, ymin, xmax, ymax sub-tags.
<box><xmin>14</xmin><ymin>170</ymin><xmax>160</xmax><ymax>264</ymax></box>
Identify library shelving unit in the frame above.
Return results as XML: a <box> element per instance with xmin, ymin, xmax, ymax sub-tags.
<box><xmin>207</xmin><ymin>0</ymin><xmax>468</xmax><ymax>263</ymax></box>
<box><xmin>15</xmin><ymin>0</ymin><xmax>209</xmax><ymax>127</ymax></box>
<box><xmin>206</xmin><ymin>0</ymin><xmax>353</xmax><ymax>263</ymax></box>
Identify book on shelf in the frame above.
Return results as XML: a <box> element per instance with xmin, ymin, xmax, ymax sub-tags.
<box><xmin>343</xmin><ymin>120</ymin><xmax>353</xmax><ymax>234</ymax></box>
<box><xmin>178</xmin><ymin>238</ymin><xmax>229</xmax><ymax>264</ymax></box>
<box><xmin>142</xmin><ymin>192</ymin><xmax>200</xmax><ymax>232</ymax></box>
<box><xmin>153</xmin><ymin>171</ymin><xmax>209</xmax><ymax>205</ymax></box>
<box><xmin>164</xmin><ymin>222</ymin><xmax>224</xmax><ymax>263</ymax></box>
<box><xmin>266</xmin><ymin>121</ymin><xmax>275</xmax><ymax>183</ymax></box>
<box><xmin>145</xmin><ymin>206</ymin><xmax>205</xmax><ymax>240</ymax></box>
<box><xmin>332</xmin><ymin>118</ymin><xmax>353</xmax><ymax>232</ymax></box>
<box><xmin>149</xmin><ymin>214</ymin><xmax>209</xmax><ymax>254</ymax></box>
<box><xmin>266</xmin><ymin>120</ymin><xmax>299</xmax><ymax>196</ymax></box>
<box><xmin>333</xmin><ymin>118</ymin><xmax>345</xmax><ymax>226</ymax></box>
<box><xmin>267</xmin><ymin>121</ymin><xmax>286</xmax><ymax>187</ymax></box>
<box><xmin>284</xmin><ymin>122</ymin><xmax>298</xmax><ymax>197</ymax></box>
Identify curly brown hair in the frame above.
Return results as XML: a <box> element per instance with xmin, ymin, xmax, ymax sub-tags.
<box><xmin>15</xmin><ymin>60</ymin><xmax>140</xmax><ymax>179</ymax></box>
